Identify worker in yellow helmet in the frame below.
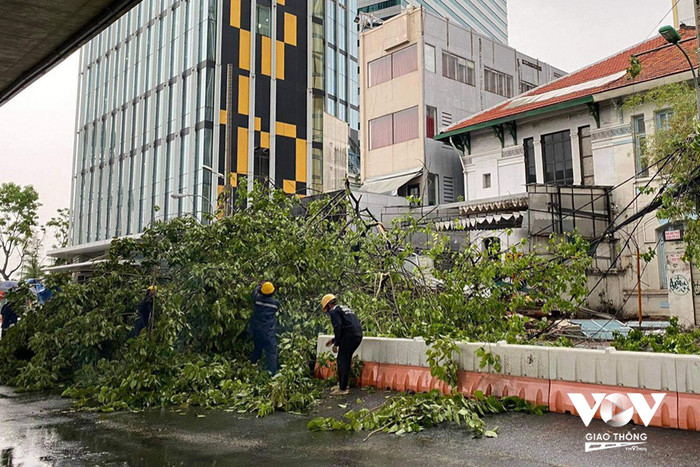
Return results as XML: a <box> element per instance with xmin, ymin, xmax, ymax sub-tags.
<box><xmin>249</xmin><ymin>281</ymin><xmax>280</xmax><ymax>374</ymax></box>
<box><xmin>321</xmin><ymin>294</ymin><xmax>363</xmax><ymax>396</ymax></box>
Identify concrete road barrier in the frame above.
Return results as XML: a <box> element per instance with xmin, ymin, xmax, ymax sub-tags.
<box><xmin>314</xmin><ymin>333</ymin><xmax>700</xmax><ymax>431</ymax></box>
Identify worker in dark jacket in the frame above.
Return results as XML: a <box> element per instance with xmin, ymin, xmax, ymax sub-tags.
<box><xmin>134</xmin><ymin>286</ymin><xmax>156</xmax><ymax>335</ymax></box>
<box><xmin>322</xmin><ymin>294</ymin><xmax>363</xmax><ymax>396</ymax></box>
<box><xmin>1</xmin><ymin>292</ymin><xmax>18</xmax><ymax>337</ymax></box>
<box><xmin>250</xmin><ymin>281</ymin><xmax>280</xmax><ymax>374</ymax></box>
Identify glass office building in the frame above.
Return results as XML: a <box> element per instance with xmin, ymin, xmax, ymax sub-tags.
<box><xmin>325</xmin><ymin>0</ymin><xmax>360</xmax><ymax>174</ymax></box>
<box><xmin>68</xmin><ymin>0</ymin><xmax>359</xmax><ymax>249</ymax></box>
<box><xmin>72</xmin><ymin>0</ymin><xmax>217</xmax><ymax>245</ymax></box>
<box><xmin>358</xmin><ymin>0</ymin><xmax>508</xmax><ymax>44</ymax></box>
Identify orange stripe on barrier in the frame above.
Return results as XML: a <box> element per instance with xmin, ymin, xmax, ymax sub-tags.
<box><xmin>457</xmin><ymin>371</ymin><xmax>549</xmax><ymax>406</ymax></box>
<box><xmin>360</xmin><ymin>361</ymin><xmax>380</xmax><ymax>387</ymax></box>
<box><xmin>549</xmin><ymin>380</ymin><xmax>679</xmax><ymax>429</ymax></box>
<box><xmin>314</xmin><ymin>361</ymin><xmax>335</xmax><ymax>380</ymax></box>
<box><xmin>678</xmin><ymin>392</ymin><xmax>700</xmax><ymax>431</ymax></box>
<box><xmin>374</xmin><ymin>364</ymin><xmax>451</xmax><ymax>394</ymax></box>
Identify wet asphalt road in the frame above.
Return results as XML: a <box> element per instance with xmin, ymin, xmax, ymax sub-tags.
<box><xmin>1</xmin><ymin>385</ymin><xmax>699</xmax><ymax>466</ymax></box>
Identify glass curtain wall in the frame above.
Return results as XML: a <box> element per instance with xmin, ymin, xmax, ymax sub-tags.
<box><xmin>71</xmin><ymin>0</ymin><xmax>218</xmax><ymax>246</ymax></box>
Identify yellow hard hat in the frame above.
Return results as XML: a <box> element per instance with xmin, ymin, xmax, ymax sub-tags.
<box><xmin>147</xmin><ymin>285</ymin><xmax>156</xmax><ymax>293</ymax></box>
<box><xmin>261</xmin><ymin>282</ymin><xmax>275</xmax><ymax>295</ymax></box>
<box><xmin>321</xmin><ymin>294</ymin><xmax>337</xmax><ymax>311</ymax></box>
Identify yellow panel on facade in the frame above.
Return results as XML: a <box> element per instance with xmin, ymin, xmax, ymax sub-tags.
<box><xmin>284</xmin><ymin>13</ymin><xmax>297</xmax><ymax>46</ymax></box>
<box><xmin>261</xmin><ymin>131</ymin><xmax>270</xmax><ymax>148</ymax></box>
<box><xmin>277</xmin><ymin>0</ymin><xmax>285</xmax><ymax>5</ymax></box>
<box><xmin>296</xmin><ymin>138</ymin><xmax>307</xmax><ymax>183</ymax></box>
<box><xmin>230</xmin><ymin>0</ymin><xmax>241</xmax><ymax>28</ymax></box>
<box><xmin>238</xmin><ymin>76</ymin><xmax>249</xmax><ymax>115</ymax></box>
<box><xmin>239</xmin><ymin>29</ymin><xmax>251</xmax><ymax>70</ymax></box>
<box><xmin>261</xmin><ymin>36</ymin><xmax>272</xmax><ymax>76</ymax></box>
<box><xmin>255</xmin><ymin>117</ymin><xmax>261</xmax><ymax>131</ymax></box>
<box><xmin>219</xmin><ymin>109</ymin><xmax>227</xmax><ymax>125</ymax></box>
<box><xmin>275</xmin><ymin>121</ymin><xmax>296</xmax><ymax>138</ymax></box>
<box><xmin>283</xmin><ymin>180</ymin><xmax>296</xmax><ymax>194</ymax></box>
<box><xmin>276</xmin><ymin>41</ymin><xmax>285</xmax><ymax>80</ymax></box>
<box><xmin>237</xmin><ymin>127</ymin><xmax>248</xmax><ymax>173</ymax></box>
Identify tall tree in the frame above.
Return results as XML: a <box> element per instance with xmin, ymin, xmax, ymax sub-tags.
<box><xmin>21</xmin><ymin>234</ymin><xmax>44</xmax><ymax>279</ymax></box>
<box><xmin>0</xmin><ymin>183</ymin><xmax>41</xmax><ymax>280</ymax></box>
<box><xmin>47</xmin><ymin>208</ymin><xmax>70</xmax><ymax>249</ymax></box>
<box><xmin>623</xmin><ymin>83</ymin><xmax>700</xmax><ymax>258</ymax></box>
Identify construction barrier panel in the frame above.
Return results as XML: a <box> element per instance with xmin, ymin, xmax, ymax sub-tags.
<box><xmin>549</xmin><ymin>380</ymin><xmax>679</xmax><ymax>429</ymax></box>
<box><xmin>458</xmin><ymin>371</ymin><xmax>549</xmax><ymax>406</ymax></box>
<box><xmin>678</xmin><ymin>392</ymin><xmax>700</xmax><ymax>431</ymax></box>
<box><xmin>314</xmin><ymin>334</ymin><xmax>700</xmax><ymax>432</ymax></box>
<box><xmin>549</xmin><ymin>346</ymin><xmax>678</xmax><ymax>391</ymax></box>
<box><xmin>676</xmin><ymin>354</ymin><xmax>700</xmax><ymax>394</ymax></box>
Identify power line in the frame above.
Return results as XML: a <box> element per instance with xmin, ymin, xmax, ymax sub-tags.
<box><xmin>579</xmin><ymin>232</ymin><xmax>664</xmax><ymax>343</ymax></box>
<box><xmin>646</xmin><ymin>0</ymin><xmax>681</xmax><ymax>40</ymax></box>
<box><xmin>527</xmin><ymin>149</ymin><xmax>682</xmax><ymax>341</ymax></box>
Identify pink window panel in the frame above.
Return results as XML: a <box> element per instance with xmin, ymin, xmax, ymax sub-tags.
<box><xmin>393</xmin><ymin>106</ymin><xmax>419</xmax><ymax>144</ymax></box>
<box><xmin>392</xmin><ymin>44</ymin><xmax>417</xmax><ymax>78</ymax></box>
<box><xmin>369</xmin><ymin>114</ymin><xmax>394</xmax><ymax>150</ymax></box>
<box><xmin>368</xmin><ymin>55</ymin><xmax>392</xmax><ymax>87</ymax></box>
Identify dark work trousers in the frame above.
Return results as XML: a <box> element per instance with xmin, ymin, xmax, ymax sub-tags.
<box><xmin>251</xmin><ymin>331</ymin><xmax>278</xmax><ymax>374</ymax></box>
<box><xmin>337</xmin><ymin>335</ymin><xmax>363</xmax><ymax>390</ymax></box>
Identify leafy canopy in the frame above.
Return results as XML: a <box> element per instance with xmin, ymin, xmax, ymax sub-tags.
<box><xmin>0</xmin><ymin>183</ymin><xmax>40</xmax><ymax>280</ymax></box>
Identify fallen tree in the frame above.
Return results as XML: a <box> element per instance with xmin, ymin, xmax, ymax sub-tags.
<box><xmin>0</xmin><ymin>182</ymin><xmax>591</xmax><ymax>423</ymax></box>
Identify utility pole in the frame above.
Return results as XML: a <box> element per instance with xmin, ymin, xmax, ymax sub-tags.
<box><xmin>636</xmin><ymin>247</ymin><xmax>643</xmax><ymax>327</ymax></box>
<box><xmin>224</xmin><ymin>65</ymin><xmax>234</xmax><ymax>215</ymax></box>
<box><xmin>696</xmin><ymin>1</ymin><xmax>700</xmax><ymax>70</ymax></box>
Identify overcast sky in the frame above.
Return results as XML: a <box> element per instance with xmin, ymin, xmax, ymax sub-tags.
<box><xmin>0</xmin><ymin>0</ymin><xmax>675</xmax><ymax>234</ymax></box>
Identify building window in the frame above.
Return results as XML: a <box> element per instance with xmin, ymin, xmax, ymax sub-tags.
<box><xmin>393</xmin><ymin>106</ymin><xmax>419</xmax><ymax>144</ymax></box>
<box><xmin>484</xmin><ymin>67</ymin><xmax>513</xmax><ymax>98</ymax></box>
<box><xmin>541</xmin><ymin>130</ymin><xmax>573</xmax><ymax>185</ymax></box>
<box><xmin>633</xmin><ymin>115</ymin><xmax>648</xmax><ymax>177</ymax></box>
<box><xmin>369</xmin><ymin>114</ymin><xmax>393</xmax><ymax>150</ymax></box>
<box><xmin>553</xmin><ymin>72</ymin><xmax>564</xmax><ymax>79</ymax></box>
<box><xmin>257</xmin><ymin>4</ymin><xmax>271</xmax><ymax>37</ymax></box>
<box><xmin>392</xmin><ymin>44</ymin><xmax>418</xmax><ymax>78</ymax></box>
<box><xmin>483</xmin><ymin>173</ymin><xmax>491</xmax><ymax>188</ymax></box>
<box><xmin>358</xmin><ymin>0</ymin><xmax>402</xmax><ymax>13</ymax></box>
<box><xmin>656</xmin><ymin>109</ymin><xmax>672</xmax><ymax>131</ymax></box>
<box><xmin>254</xmin><ymin>147</ymin><xmax>270</xmax><ymax>183</ymax></box>
<box><xmin>427</xmin><ymin>173</ymin><xmax>438</xmax><ymax>206</ymax></box>
<box><xmin>426</xmin><ymin>105</ymin><xmax>437</xmax><ymax>139</ymax></box>
<box><xmin>368</xmin><ymin>44</ymin><xmax>417</xmax><ymax>87</ymax></box>
<box><xmin>368</xmin><ymin>55</ymin><xmax>392</xmax><ymax>87</ymax></box>
<box><xmin>424</xmin><ymin>43</ymin><xmax>436</xmax><ymax>73</ymax></box>
<box><xmin>369</xmin><ymin>106</ymin><xmax>419</xmax><ymax>149</ymax></box>
<box><xmin>578</xmin><ymin>126</ymin><xmax>594</xmax><ymax>185</ymax></box>
<box><xmin>524</xmin><ymin>137</ymin><xmax>536</xmax><ymax>184</ymax></box>
<box><xmin>442</xmin><ymin>51</ymin><xmax>475</xmax><ymax>85</ymax></box>
<box><xmin>520</xmin><ymin>80</ymin><xmax>536</xmax><ymax>93</ymax></box>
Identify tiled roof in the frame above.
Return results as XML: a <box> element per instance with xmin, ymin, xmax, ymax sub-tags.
<box><xmin>437</xmin><ymin>26</ymin><xmax>698</xmax><ymax>138</ymax></box>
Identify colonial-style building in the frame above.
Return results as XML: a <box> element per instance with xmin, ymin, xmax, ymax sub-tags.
<box><xmin>435</xmin><ymin>26</ymin><xmax>700</xmax><ymax>325</ymax></box>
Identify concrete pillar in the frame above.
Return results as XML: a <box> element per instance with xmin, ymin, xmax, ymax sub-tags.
<box><xmin>666</xmin><ymin>239</ymin><xmax>696</xmax><ymax>327</ymax></box>
<box><xmin>533</xmin><ymin>138</ymin><xmax>544</xmax><ymax>183</ymax></box>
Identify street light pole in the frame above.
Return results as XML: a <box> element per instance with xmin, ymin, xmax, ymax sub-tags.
<box><xmin>659</xmin><ymin>25</ymin><xmax>700</xmax><ymax>119</ymax></box>
<box><xmin>170</xmin><ymin>193</ymin><xmax>212</xmax><ymax>223</ymax></box>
